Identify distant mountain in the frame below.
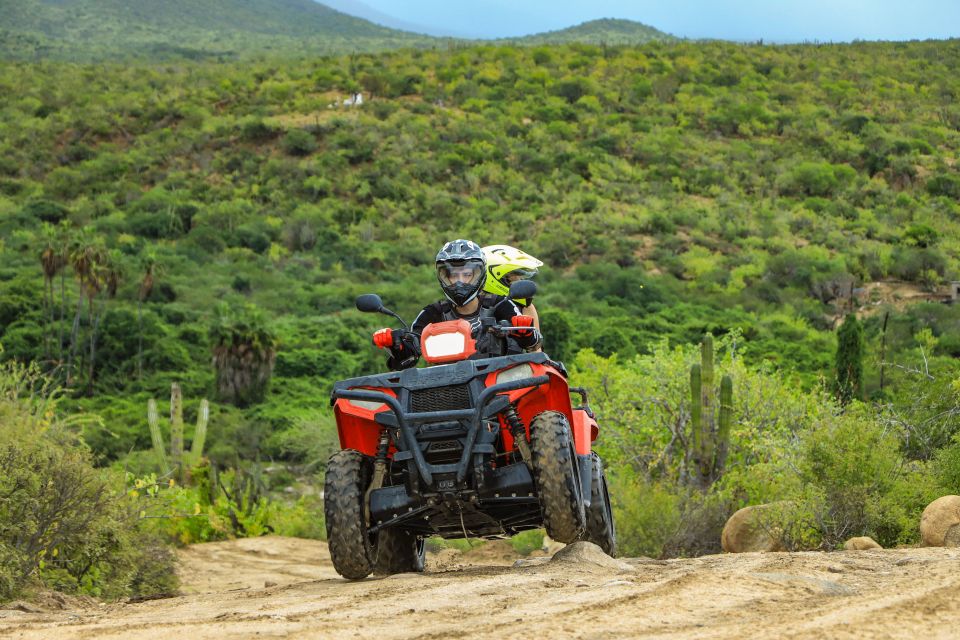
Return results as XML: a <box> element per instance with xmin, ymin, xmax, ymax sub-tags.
<box><xmin>504</xmin><ymin>18</ymin><xmax>677</xmax><ymax>46</ymax></box>
<box><xmin>0</xmin><ymin>0</ymin><xmax>437</xmax><ymax>61</ymax></box>
<box><xmin>0</xmin><ymin>3</ymin><xmax>676</xmax><ymax>61</ymax></box>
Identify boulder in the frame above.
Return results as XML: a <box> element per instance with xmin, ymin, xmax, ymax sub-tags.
<box><xmin>920</xmin><ymin>495</ymin><xmax>960</xmax><ymax>547</ymax></box>
<box><xmin>843</xmin><ymin>536</ymin><xmax>882</xmax><ymax>550</ymax></box>
<box><xmin>721</xmin><ymin>504</ymin><xmax>785</xmax><ymax>553</ymax></box>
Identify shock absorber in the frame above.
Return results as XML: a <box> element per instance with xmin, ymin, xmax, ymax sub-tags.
<box><xmin>365</xmin><ymin>429</ymin><xmax>390</xmax><ymax>524</ymax></box>
<box><xmin>504</xmin><ymin>403</ymin><xmax>533</xmax><ymax>468</ymax></box>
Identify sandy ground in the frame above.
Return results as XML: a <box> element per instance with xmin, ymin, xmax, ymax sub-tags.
<box><xmin>2</xmin><ymin>536</ymin><xmax>960</xmax><ymax>639</ymax></box>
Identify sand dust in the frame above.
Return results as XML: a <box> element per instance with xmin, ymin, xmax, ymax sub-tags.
<box><xmin>2</xmin><ymin>536</ymin><xmax>960</xmax><ymax>639</ymax></box>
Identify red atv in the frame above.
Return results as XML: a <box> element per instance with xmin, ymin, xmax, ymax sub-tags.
<box><xmin>325</xmin><ymin>282</ymin><xmax>616</xmax><ymax>579</ymax></box>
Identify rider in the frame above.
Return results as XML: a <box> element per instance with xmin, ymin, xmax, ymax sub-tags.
<box><xmin>373</xmin><ymin>239</ymin><xmax>542</xmax><ymax>370</ymax></box>
<box><xmin>482</xmin><ymin>245</ymin><xmax>543</xmax><ymax>330</ymax></box>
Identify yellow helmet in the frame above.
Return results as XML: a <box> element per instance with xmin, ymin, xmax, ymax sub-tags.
<box><xmin>482</xmin><ymin>245</ymin><xmax>543</xmax><ymax>299</ymax></box>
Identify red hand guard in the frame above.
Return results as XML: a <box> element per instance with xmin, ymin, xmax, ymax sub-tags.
<box><xmin>511</xmin><ymin>315</ymin><xmax>535</xmax><ymax>337</ymax></box>
<box><xmin>372</xmin><ymin>328</ymin><xmax>394</xmax><ymax>349</ymax></box>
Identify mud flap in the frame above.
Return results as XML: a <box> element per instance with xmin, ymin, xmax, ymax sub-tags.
<box><xmin>578</xmin><ymin>454</ymin><xmax>592</xmax><ymax>510</ymax></box>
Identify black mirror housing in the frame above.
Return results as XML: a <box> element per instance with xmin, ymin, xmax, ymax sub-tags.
<box><xmin>355</xmin><ymin>294</ymin><xmax>383</xmax><ymax>313</ymax></box>
<box><xmin>508</xmin><ymin>279</ymin><xmax>537</xmax><ymax>301</ymax></box>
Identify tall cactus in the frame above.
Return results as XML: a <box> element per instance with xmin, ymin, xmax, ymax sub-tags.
<box><xmin>147</xmin><ymin>383</ymin><xmax>210</xmax><ymax>483</ymax></box>
<box><xmin>169</xmin><ymin>383</ymin><xmax>184</xmax><ymax>478</ymax></box>
<box><xmin>688</xmin><ymin>334</ymin><xmax>734</xmax><ymax>491</ymax></box>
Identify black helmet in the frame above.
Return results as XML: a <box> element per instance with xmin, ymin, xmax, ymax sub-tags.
<box><xmin>436</xmin><ymin>239</ymin><xmax>486</xmax><ymax>307</ymax></box>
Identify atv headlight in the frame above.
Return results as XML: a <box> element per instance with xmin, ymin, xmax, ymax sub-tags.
<box><xmin>423</xmin><ymin>332</ymin><xmax>467</xmax><ymax>360</ymax></box>
<box><xmin>496</xmin><ymin>363</ymin><xmax>534</xmax><ymax>386</ymax></box>
<box><xmin>348</xmin><ymin>399</ymin><xmax>386</xmax><ymax>411</ymax></box>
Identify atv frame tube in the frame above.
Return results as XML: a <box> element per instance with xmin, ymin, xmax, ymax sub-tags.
<box><xmin>333</xmin><ymin>373</ymin><xmax>549</xmax><ymax>489</ymax></box>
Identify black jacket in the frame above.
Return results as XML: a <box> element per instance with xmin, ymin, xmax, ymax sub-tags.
<box><xmin>386</xmin><ymin>293</ymin><xmax>540</xmax><ymax>370</ymax></box>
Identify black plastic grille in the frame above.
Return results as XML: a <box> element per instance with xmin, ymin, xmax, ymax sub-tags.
<box><xmin>429</xmin><ymin>439</ymin><xmax>462</xmax><ymax>453</ymax></box>
<box><xmin>410</xmin><ymin>384</ymin><xmax>472</xmax><ymax>413</ymax></box>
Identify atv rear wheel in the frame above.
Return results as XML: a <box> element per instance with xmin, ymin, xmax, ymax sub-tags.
<box><xmin>530</xmin><ymin>411</ymin><xmax>585</xmax><ymax>543</ymax></box>
<box><xmin>324</xmin><ymin>450</ymin><xmax>376</xmax><ymax>579</ymax></box>
<box><xmin>582</xmin><ymin>453</ymin><xmax>617</xmax><ymax>556</ymax></box>
<box><xmin>374</xmin><ymin>529</ymin><xmax>425</xmax><ymax>575</ymax></box>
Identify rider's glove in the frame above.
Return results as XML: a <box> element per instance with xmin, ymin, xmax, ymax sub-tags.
<box><xmin>510</xmin><ymin>315</ymin><xmax>535</xmax><ymax>338</ymax></box>
<box><xmin>372</xmin><ymin>328</ymin><xmax>394</xmax><ymax>349</ymax></box>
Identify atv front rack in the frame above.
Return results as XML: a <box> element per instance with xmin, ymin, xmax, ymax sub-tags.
<box><xmin>333</xmin><ymin>373</ymin><xmax>549</xmax><ymax>488</ymax></box>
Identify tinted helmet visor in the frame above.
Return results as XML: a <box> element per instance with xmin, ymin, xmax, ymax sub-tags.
<box><xmin>437</xmin><ymin>260</ymin><xmax>484</xmax><ymax>288</ymax></box>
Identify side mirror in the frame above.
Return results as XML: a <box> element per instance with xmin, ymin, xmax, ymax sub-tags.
<box><xmin>356</xmin><ymin>294</ymin><xmax>383</xmax><ymax>313</ymax></box>
<box><xmin>508</xmin><ymin>279</ymin><xmax>537</xmax><ymax>301</ymax></box>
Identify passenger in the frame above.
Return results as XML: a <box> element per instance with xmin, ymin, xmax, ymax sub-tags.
<box><xmin>482</xmin><ymin>245</ymin><xmax>543</xmax><ymax>330</ymax></box>
<box><xmin>373</xmin><ymin>239</ymin><xmax>541</xmax><ymax>370</ymax></box>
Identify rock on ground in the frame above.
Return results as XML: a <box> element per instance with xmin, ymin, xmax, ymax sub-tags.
<box><xmin>920</xmin><ymin>495</ymin><xmax>960</xmax><ymax>547</ymax></box>
<box><xmin>549</xmin><ymin>541</ymin><xmax>635</xmax><ymax>572</ymax></box>
<box><xmin>844</xmin><ymin>536</ymin><xmax>882</xmax><ymax>550</ymax></box>
<box><xmin>721</xmin><ymin>504</ymin><xmax>785</xmax><ymax>553</ymax></box>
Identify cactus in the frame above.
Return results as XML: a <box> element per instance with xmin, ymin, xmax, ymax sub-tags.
<box><xmin>170</xmin><ymin>383</ymin><xmax>184</xmax><ymax>478</ymax></box>
<box><xmin>688</xmin><ymin>334</ymin><xmax>735</xmax><ymax>490</ymax></box>
<box><xmin>147</xmin><ymin>398</ymin><xmax>168</xmax><ymax>472</ymax></box>
<box><xmin>185</xmin><ymin>399</ymin><xmax>210</xmax><ymax>469</ymax></box>
<box><xmin>147</xmin><ymin>383</ymin><xmax>210</xmax><ymax>482</ymax></box>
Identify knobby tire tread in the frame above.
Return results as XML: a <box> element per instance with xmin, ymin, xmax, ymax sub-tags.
<box><xmin>583</xmin><ymin>453</ymin><xmax>618</xmax><ymax>556</ymax></box>
<box><xmin>324</xmin><ymin>450</ymin><xmax>375</xmax><ymax>579</ymax></box>
<box><xmin>530</xmin><ymin>410</ymin><xmax>585</xmax><ymax>543</ymax></box>
<box><xmin>374</xmin><ymin>529</ymin><xmax>425</xmax><ymax>575</ymax></box>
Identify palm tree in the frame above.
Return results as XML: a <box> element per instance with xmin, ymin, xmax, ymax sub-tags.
<box><xmin>136</xmin><ymin>252</ymin><xmax>161</xmax><ymax>380</ymax></box>
<box><xmin>210</xmin><ymin>304</ymin><xmax>277</xmax><ymax>408</ymax></box>
<box><xmin>66</xmin><ymin>231</ymin><xmax>103</xmax><ymax>388</ymax></box>
<box><xmin>38</xmin><ymin>223</ymin><xmax>67</xmax><ymax>364</ymax></box>
<box><xmin>87</xmin><ymin>250</ymin><xmax>124</xmax><ymax>395</ymax></box>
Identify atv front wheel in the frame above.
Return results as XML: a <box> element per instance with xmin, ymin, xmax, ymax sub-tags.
<box><xmin>530</xmin><ymin>411</ymin><xmax>586</xmax><ymax>543</ymax></box>
<box><xmin>324</xmin><ymin>450</ymin><xmax>376</xmax><ymax>579</ymax></box>
<box><xmin>582</xmin><ymin>453</ymin><xmax>617</xmax><ymax>556</ymax></box>
<box><xmin>374</xmin><ymin>529</ymin><xmax>425</xmax><ymax>575</ymax></box>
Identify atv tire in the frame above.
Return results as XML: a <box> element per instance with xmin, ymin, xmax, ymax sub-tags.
<box><xmin>530</xmin><ymin>411</ymin><xmax>585</xmax><ymax>543</ymax></box>
<box><xmin>582</xmin><ymin>453</ymin><xmax>617</xmax><ymax>556</ymax></box>
<box><xmin>374</xmin><ymin>529</ymin><xmax>426</xmax><ymax>575</ymax></box>
<box><xmin>324</xmin><ymin>449</ymin><xmax>376</xmax><ymax>579</ymax></box>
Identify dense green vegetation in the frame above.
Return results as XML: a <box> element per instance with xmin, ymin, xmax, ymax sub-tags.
<box><xmin>0</xmin><ymin>0</ymin><xmax>438</xmax><ymax>61</ymax></box>
<box><xmin>0</xmin><ymin>1</ymin><xmax>675</xmax><ymax>62</ymax></box>
<box><xmin>2</xmin><ymin>35</ymin><xmax>960</xmax><ymax>570</ymax></box>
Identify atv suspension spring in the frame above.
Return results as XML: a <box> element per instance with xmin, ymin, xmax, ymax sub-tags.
<box><xmin>504</xmin><ymin>404</ymin><xmax>524</xmax><ymax>433</ymax></box>
<box><xmin>365</xmin><ymin>429</ymin><xmax>391</xmax><ymax>524</ymax></box>
<box><xmin>503</xmin><ymin>404</ymin><xmax>533</xmax><ymax>467</ymax></box>
<box><xmin>375</xmin><ymin>429</ymin><xmax>390</xmax><ymax>462</ymax></box>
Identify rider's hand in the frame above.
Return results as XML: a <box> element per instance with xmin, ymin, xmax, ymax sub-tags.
<box><xmin>372</xmin><ymin>328</ymin><xmax>394</xmax><ymax>349</ymax></box>
<box><xmin>510</xmin><ymin>315</ymin><xmax>535</xmax><ymax>338</ymax></box>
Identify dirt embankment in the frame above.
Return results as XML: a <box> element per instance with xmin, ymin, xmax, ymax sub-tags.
<box><xmin>3</xmin><ymin>537</ymin><xmax>960</xmax><ymax>639</ymax></box>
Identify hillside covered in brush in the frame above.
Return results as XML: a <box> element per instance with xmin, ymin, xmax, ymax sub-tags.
<box><xmin>503</xmin><ymin>18</ymin><xmax>676</xmax><ymax>46</ymax></box>
<box><xmin>0</xmin><ymin>0</ymin><xmax>437</xmax><ymax>60</ymax></box>
<box><xmin>1</xmin><ymin>38</ymin><xmax>960</xmax><ymax>466</ymax></box>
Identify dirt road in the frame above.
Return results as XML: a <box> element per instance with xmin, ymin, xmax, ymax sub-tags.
<box><xmin>2</xmin><ymin>536</ymin><xmax>960</xmax><ymax>639</ymax></box>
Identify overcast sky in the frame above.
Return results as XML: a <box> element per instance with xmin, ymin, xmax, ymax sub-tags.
<box><xmin>341</xmin><ymin>1</ymin><xmax>960</xmax><ymax>41</ymax></box>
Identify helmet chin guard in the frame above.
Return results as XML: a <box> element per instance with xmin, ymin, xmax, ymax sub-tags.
<box><xmin>442</xmin><ymin>280</ymin><xmax>482</xmax><ymax>307</ymax></box>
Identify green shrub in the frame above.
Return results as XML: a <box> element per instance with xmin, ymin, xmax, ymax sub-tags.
<box><xmin>0</xmin><ymin>360</ymin><xmax>178</xmax><ymax>601</ymax></box>
<box><xmin>799</xmin><ymin>405</ymin><xmax>906</xmax><ymax>548</ymax></box>
<box><xmin>509</xmin><ymin>529</ymin><xmax>545</xmax><ymax>556</ymax></box>
<box><xmin>926</xmin><ymin>173</ymin><xmax>960</xmax><ymax>200</ymax></box>
<box><xmin>281</xmin><ymin>129</ymin><xmax>317</xmax><ymax>156</ymax></box>
<box><xmin>607</xmin><ymin>470</ymin><xmax>681</xmax><ymax>558</ymax></box>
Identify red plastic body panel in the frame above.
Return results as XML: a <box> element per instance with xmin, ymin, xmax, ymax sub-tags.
<box><xmin>420</xmin><ymin>320</ymin><xmax>476</xmax><ymax>364</ymax></box>
<box><xmin>571</xmin><ymin>409</ymin><xmax>599</xmax><ymax>456</ymax></box>
<box><xmin>333</xmin><ymin>387</ymin><xmax>396</xmax><ymax>456</ymax></box>
<box><xmin>485</xmin><ymin>363</ymin><xmax>588</xmax><ymax>455</ymax></box>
